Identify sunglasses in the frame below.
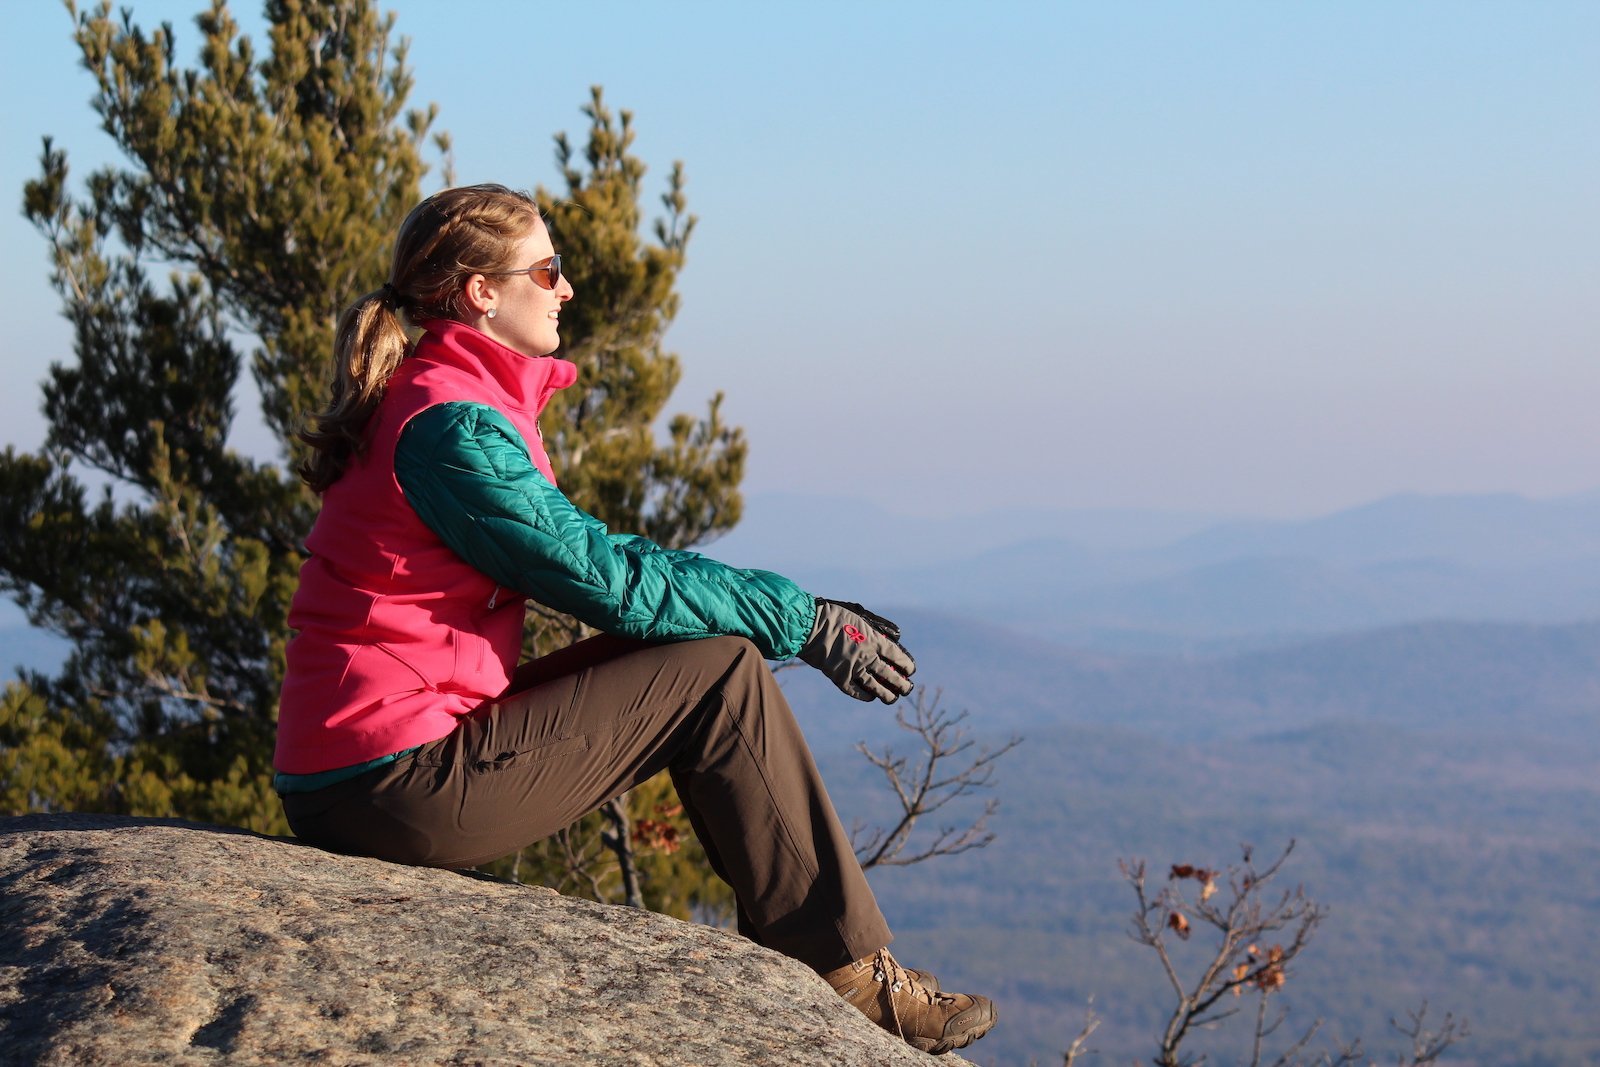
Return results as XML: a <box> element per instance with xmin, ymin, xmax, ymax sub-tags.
<box><xmin>491</xmin><ymin>254</ymin><xmax>562</xmax><ymax>290</ymax></box>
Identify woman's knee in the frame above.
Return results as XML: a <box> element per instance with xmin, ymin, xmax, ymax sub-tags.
<box><xmin>673</xmin><ymin>636</ymin><xmax>777</xmax><ymax>703</ymax></box>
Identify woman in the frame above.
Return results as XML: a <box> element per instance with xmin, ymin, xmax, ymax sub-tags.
<box><xmin>274</xmin><ymin>183</ymin><xmax>995</xmax><ymax>1056</ymax></box>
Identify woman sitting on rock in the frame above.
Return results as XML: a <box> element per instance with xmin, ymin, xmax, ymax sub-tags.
<box><xmin>272</xmin><ymin>183</ymin><xmax>995</xmax><ymax>1056</ymax></box>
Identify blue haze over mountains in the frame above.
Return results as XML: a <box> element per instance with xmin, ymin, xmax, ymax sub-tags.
<box><xmin>716</xmin><ymin>489</ymin><xmax>1600</xmax><ymax>1065</ymax></box>
<box><xmin>5</xmin><ymin>489</ymin><xmax>1598</xmax><ymax>1063</ymax></box>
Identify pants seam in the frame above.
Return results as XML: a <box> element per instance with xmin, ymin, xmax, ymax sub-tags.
<box><xmin>715</xmin><ymin>685</ymin><xmax>860</xmax><ymax>962</ymax></box>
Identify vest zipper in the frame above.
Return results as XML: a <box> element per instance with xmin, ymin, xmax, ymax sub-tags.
<box><xmin>487</xmin><ymin>585</ymin><xmax>501</xmax><ymax>610</ymax></box>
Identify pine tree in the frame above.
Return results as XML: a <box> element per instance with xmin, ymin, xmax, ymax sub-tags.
<box><xmin>537</xmin><ymin>88</ymin><xmax>744</xmax><ymax>559</ymax></box>
<box><xmin>1</xmin><ymin>0</ymin><xmax>433</xmax><ymax>831</ymax></box>
<box><xmin>2</xmin><ymin>2</ymin><xmax>742</xmax><ymax>923</ymax></box>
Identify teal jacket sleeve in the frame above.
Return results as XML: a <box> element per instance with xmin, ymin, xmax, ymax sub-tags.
<box><xmin>394</xmin><ymin>401</ymin><xmax>816</xmax><ymax>660</ymax></box>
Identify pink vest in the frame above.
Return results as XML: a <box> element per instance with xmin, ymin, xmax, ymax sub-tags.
<box><xmin>274</xmin><ymin>321</ymin><xmax>577</xmax><ymax>773</ymax></box>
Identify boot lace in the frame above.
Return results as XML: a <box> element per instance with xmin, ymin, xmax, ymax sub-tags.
<box><xmin>869</xmin><ymin>949</ymin><xmax>955</xmax><ymax>1040</ymax></box>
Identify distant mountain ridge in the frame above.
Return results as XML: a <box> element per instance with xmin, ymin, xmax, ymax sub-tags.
<box><xmin>1163</xmin><ymin>488</ymin><xmax>1600</xmax><ymax>567</ymax></box>
<box><xmin>705</xmin><ymin>492</ymin><xmax>1231</xmax><ymax>571</ymax></box>
<box><xmin>782</xmin><ymin>613</ymin><xmax>1600</xmax><ymax>746</ymax></box>
<box><xmin>715</xmin><ymin>488</ymin><xmax>1600</xmax><ymax>654</ymax></box>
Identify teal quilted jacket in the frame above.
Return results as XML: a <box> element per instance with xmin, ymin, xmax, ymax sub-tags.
<box><xmin>394</xmin><ymin>401</ymin><xmax>816</xmax><ymax>660</ymax></box>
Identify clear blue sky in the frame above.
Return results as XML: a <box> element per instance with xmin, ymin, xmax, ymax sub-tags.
<box><xmin>4</xmin><ymin>1</ymin><xmax>1597</xmax><ymax>519</ymax></box>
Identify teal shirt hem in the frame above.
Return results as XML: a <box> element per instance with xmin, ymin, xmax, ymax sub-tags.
<box><xmin>273</xmin><ymin>746</ymin><xmax>422</xmax><ymax>795</ymax></box>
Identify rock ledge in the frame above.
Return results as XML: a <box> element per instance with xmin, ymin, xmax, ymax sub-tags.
<box><xmin>0</xmin><ymin>814</ymin><xmax>964</xmax><ymax>1065</ymax></box>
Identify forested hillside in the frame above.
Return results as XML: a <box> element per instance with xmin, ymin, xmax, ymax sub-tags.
<box><xmin>786</xmin><ymin>616</ymin><xmax>1600</xmax><ymax>1065</ymax></box>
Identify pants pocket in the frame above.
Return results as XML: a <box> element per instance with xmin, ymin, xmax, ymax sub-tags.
<box><xmin>470</xmin><ymin>733</ymin><xmax>589</xmax><ymax>773</ymax></box>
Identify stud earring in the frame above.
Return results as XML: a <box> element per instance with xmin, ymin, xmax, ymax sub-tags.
<box><xmin>486</xmin><ymin>308</ymin><xmax>497</xmax><ymax>319</ymax></box>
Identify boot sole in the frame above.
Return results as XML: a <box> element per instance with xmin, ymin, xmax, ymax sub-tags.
<box><xmin>910</xmin><ymin>1005</ymin><xmax>998</xmax><ymax>1056</ymax></box>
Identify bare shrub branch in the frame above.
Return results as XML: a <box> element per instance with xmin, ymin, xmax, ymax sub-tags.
<box><xmin>1388</xmin><ymin>1001</ymin><xmax>1468</xmax><ymax>1066</ymax></box>
<box><xmin>1061</xmin><ymin>999</ymin><xmax>1101</xmax><ymax>1066</ymax></box>
<box><xmin>850</xmin><ymin>687</ymin><xmax>1021</xmax><ymax>870</ymax></box>
<box><xmin>1115</xmin><ymin>842</ymin><xmax>1468</xmax><ymax>1067</ymax></box>
<box><xmin>1122</xmin><ymin>842</ymin><xmax>1326</xmax><ymax>1067</ymax></box>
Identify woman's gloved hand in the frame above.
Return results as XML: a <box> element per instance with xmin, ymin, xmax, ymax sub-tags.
<box><xmin>798</xmin><ymin>598</ymin><xmax>916</xmax><ymax>704</ymax></box>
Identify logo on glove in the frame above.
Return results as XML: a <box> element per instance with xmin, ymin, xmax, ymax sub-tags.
<box><xmin>843</xmin><ymin>624</ymin><xmax>867</xmax><ymax>644</ymax></box>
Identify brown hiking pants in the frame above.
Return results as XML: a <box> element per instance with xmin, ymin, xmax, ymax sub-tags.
<box><xmin>281</xmin><ymin>634</ymin><xmax>892</xmax><ymax>972</ymax></box>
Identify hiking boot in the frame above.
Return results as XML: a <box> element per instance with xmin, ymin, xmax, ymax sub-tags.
<box><xmin>820</xmin><ymin>949</ymin><xmax>996</xmax><ymax>1055</ymax></box>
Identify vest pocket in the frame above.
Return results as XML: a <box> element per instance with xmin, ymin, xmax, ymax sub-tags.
<box><xmin>442</xmin><ymin>628</ymin><xmax>494</xmax><ymax>695</ymax></box>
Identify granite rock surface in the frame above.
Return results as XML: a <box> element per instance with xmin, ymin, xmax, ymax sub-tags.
<box><xmin>0</xmin><ymin>814</ymin><xmax>968</xmax><ymax>1065</ymax></box>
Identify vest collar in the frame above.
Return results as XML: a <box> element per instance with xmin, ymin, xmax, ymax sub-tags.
<box><xmin>416</xmin><ymin>320</ymin><xmax>578</xmax><ymax>415</ymax></box>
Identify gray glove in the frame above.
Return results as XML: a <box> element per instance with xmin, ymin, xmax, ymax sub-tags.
<box><xmin>798</xmin><ymin>598</ymin><xmax>916</xmax><ymax>704</ymax></box>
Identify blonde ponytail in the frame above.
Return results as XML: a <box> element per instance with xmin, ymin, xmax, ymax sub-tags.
<box><xmin>297</xmin><ymin>289</ymin><xmax>411</xmax><ymax>492</ymax></box>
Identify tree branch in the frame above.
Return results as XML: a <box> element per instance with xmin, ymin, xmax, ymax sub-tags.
<box><xmin>851</xmin><ymin>687</ymin><xmax>1021</xmax><ymax>870</ymax></box>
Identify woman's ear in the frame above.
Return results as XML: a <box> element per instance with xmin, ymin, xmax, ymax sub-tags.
<box><xmin>459</xmin><ymin>273</ymin><xmax>499</xmax><ymax>319</ymax></box>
